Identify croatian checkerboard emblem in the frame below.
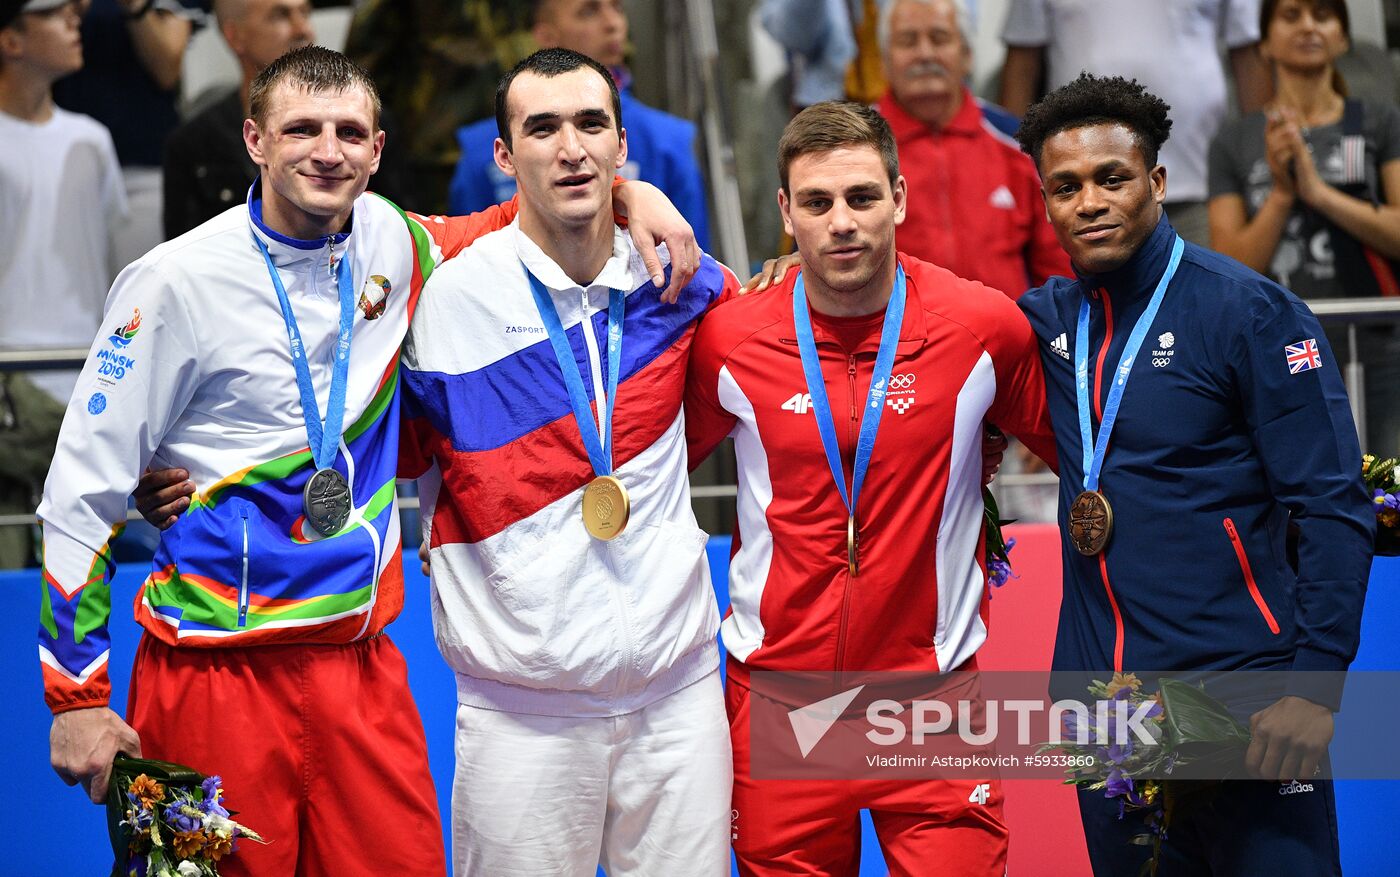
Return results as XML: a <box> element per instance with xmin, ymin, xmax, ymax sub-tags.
<box><xmin>886</xmin><ymin>373</ymin><xmax>916</xmax><ymax>414</ymax></box>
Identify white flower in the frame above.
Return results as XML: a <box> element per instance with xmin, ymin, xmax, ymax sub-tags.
<box><xmin>177</xmin><ymin>862</ymin><xmax>202</xmax><ymax>877</ymax></box>
<box><xmin>205</xmin><ymin>814</ymin><xmax>234</xmax><ymax>835</ymax></box>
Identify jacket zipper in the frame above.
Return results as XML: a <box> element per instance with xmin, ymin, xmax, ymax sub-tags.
<box><xmin>1091</xmin><ymin>288</ymin><xmax>1126</xmax><ymax>669</ymax></box>
<box><xmin>238</xmin><ymin>508</ymin><xmax>250</xmax><ymax>628</ymax></box>
<box><xmin>1223</xmin><ymin>518</ymin><xmax>1281</xmax><ymax>634</ymax></box>
<box><xmin>834</xmin><ymin>353</ymin><xmax>860</xmax><ymax>671</ymax></box>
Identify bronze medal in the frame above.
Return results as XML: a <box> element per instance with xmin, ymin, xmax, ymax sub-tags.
<box><xmin>847</xmin><ymin>515</ymin><xmax>859</xmax><ymax>576</ymax></box>
<box><xmin>1069</xmin><ymin>490</ymin><xmax>1113</xmax><ymax>555</ymax></box>
<box><xmin>582</xmin><ymin>475</ymin><xmax>630</xmax><ymax>541</ymax></box>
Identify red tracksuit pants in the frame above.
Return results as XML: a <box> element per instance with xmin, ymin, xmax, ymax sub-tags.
<box><xmin>126</xmin><ymin>633</ymin><xmax>446</xmax><ymax>877</ymax></box>
<box><xmin>727</xmin><ymin>679</ymin><xmax>1008</xmax><ymax>877</ymax></box>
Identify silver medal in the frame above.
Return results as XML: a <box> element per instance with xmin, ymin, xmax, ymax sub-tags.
<box><xmin>303</xmin><ymin>468</ymin><xmax>351</xmax><ymax>536</ymax></box>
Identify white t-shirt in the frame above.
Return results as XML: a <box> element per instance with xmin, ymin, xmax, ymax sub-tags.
<box><xmin>1002</xmin><ymin>0</ymin><xmax>1260</xmax><ymax>202</ymax></box>
<box><xmin>0</xmin><ymin>106</ymin><xmax>127</xmax><ymax>403</ymax></box>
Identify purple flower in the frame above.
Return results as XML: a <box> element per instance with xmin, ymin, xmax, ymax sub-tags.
<box><xmin>198</xmin><ymin>776</ymin><xmax>229</xmax><ymax>818</ymax></box>
<box><xmin>163</xmin><ymin>802</ymin><xmax>200</xmax><ymax>833</ymax></box>
<box><xmin>1105</xmin><ymin>769</ymin><xmax>1134</xmax><ymax>799</ymax></box>
<box><xmin>987</xmin><ymin>538</ymin><xmax>1018</xmax><ymax>592</ymax></box>
<box><xmin>1106</xmin><ymin>739</ymin><xmax>1134</xmax><ymax>763</ymax></box>
<box><xmin>1374</xmin><ymin>490</ymin><xmax>1400</xmax><ymax>510</ymax></box>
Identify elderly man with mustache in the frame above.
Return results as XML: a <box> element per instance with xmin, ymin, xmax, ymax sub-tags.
<box><xmin>877</xmin><ymin>0</ymin><xmax>1070</xmax><ymax>301</ymax></box>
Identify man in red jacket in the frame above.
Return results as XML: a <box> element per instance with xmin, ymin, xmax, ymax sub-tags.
<box><xmin>878</xmin><ymin>0</ymin><xmax>1069</xmax><ymax>299</ymax></box>
<box><xmin>685</xmin><ymin>100</ymin><xmax>1057</xmax><ymax>876</ymax></box>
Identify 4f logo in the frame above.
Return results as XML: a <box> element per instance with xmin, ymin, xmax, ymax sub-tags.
<box><xmin>782</xmin><ymin>392</ymin><xmax>813</xmax><ymax>415</ymax></box>
<box><xmin>968</xmin><ymin>783</ymin><xmax>991</xmax><ymax>806</ymax></box>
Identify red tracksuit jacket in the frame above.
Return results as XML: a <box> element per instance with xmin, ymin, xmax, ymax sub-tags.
<box><xmin>685</xmin><ymin>255</ymin><xmax>1057</xmax><ymax>686</ymax></box>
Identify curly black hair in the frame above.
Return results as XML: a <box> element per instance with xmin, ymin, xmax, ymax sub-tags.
<box><xmin>1015</xmin><ymin>73</ymin><xmax>1173</xmax><ymax>169</ymax></box>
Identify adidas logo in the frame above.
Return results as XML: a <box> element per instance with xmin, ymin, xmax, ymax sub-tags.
<box><xmin>1051</xmin><ymin>333</ymin><xmax>1070</xmax><ymax>360</ymax></box>
<box><xmin>1279</xmin><ymin>780</ymin><xmax>1316</xmax><ymax>796</ymax></box>
<box><xmin>989</xmin><ymin>185</ymin><xmax>1016</xmax><ymax>210</ymax></box>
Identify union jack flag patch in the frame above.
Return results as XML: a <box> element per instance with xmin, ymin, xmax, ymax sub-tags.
<box><xmin>1285</xmin><ymin>338</ymin><xmax>1322</xmax><ymax>374</ymax></box>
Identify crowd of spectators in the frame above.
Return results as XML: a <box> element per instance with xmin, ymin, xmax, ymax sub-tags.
<box><xmin>3</xmin><ymin>0</ymin><xmax>1399</xmax><ymax>564</ymax></box>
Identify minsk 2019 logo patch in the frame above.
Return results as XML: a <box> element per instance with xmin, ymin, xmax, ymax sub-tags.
<box><xmin>359</xmin><ymin>275</ymin><xmax>391</xmax><ymax>320</ymax></box>
<box><xmin>108</xmin><ymin>308</ymin><xmax>142</xmax><ymax>347</ymax></box>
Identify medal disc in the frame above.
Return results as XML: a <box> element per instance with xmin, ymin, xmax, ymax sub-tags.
<box><xmin>1069</xmin><ymin>490</ymin><xmax>1113</xmax><ymax>555</ymax></box>
<box><xmin>582</xmin><ymin>475</ymin><xmax>630</xmax><ymax>540</ymax></box>
<box><xmin>847</xmin><ymin>515</ymin><xmax>859</xmax><ymax>576</ymax></box>
<box><xmin>304</xmin><ymin>468</ymin><xmax>351</xmax><ymax>536</ymax></box>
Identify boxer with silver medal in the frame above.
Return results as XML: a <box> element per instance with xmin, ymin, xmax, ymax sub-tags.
<box><xmin>256</xmin><ymin>232</ymin><xmax>358</xmax><ymax>537</ymax></box>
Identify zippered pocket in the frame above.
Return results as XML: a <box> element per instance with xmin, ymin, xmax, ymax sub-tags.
<box><xmin>1223</xmin><ymin>518</ymin><xmax>1280</xmax><ymax>635</ymax></box>
<box><xmin>238</xmin><ymin>508</ymin><xmax>250</xmax><ymax>628</ymax></box>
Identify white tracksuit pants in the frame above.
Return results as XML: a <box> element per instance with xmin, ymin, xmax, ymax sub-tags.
<box><xmin>451</xmin><ymin>670</ymin><xmax>732</xmax><ymax>876</ymax></box>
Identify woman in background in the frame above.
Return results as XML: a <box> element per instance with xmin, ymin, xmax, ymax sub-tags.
<box><xmin>1208</xmin><ymin>0</ymin><xmax>1400</xmax><ymax>450</ymax></box>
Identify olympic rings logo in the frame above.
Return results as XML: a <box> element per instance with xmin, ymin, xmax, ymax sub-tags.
<box><xmin>1151</xmin><ymin>357</ymin><xmax>1171</xmax><ymax>368</ymax></box>
<box><xmin>889</xmin><ymin>374</ymin><xmax>916</xmax><ymax>390</ymax></box>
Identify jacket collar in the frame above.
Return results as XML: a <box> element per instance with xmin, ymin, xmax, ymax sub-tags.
<box><xmin>513</xmin><ymin>219</ymin><xmax>636</xmax><ymax>296</ymax></box>
<box><xmin>878</xmin><ymin>85</ymin><xmax>979</xmax><ymax>141</ymax></box>
<box><xmin>1073</xmin><ymin>213</ymin><xmax>1178</xmax><ymax>302</ymax></box>
<box><xmin>246</xmin><ymin>179</ymin><xmax>354</xmax><ymax>265</ymax></box>
<box><xmin>779</xmin><ymin>255</ymin><xmax>929</xmax><ymax>352</ymax></box>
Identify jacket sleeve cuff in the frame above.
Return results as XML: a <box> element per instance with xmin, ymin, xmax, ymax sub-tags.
<box><xmin>1286</xmin><ymin>647</ymin><xmax>1351</xmax><ymax>711</ymax></box>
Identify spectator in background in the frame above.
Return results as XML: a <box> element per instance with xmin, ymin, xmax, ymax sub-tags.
<box><xmin>1209</xmin><ymin>0</ymin><xmax>1400</xmax><ymax>449</ymax></box>
<box><xmin>0</xmin><ymin>0</ymin><xmax>127</xmax><ymax>569</ymax></box>
<box><xmin>53</xmin><ymin>0</ymin><xmax>206</xmax><ymax>268</ymax></box>
<box><xmin>878</xmin><ymin>0</ymin><xmax>1069</xmax><ymax>298</ymax></box>
<box><xmin>1000</xmin><ymin>0</ymin><xmax>1270</xmax><ymax>246</ymax></box>
<box><xmin>345</xmin><ymin>0</ymin><xmax>536</xmax><ymax>213</ymax></box>
<box><xmin>449</xmin><ymin>0</ymin><xmax>711</xmax><ymax>252</ymax></box>
<box><xmin>760</xmin><ymin>0</ymin><xmax>954</xmax><ymax>107</ymax></box>
<box><xmin>161</xmin><ymin>0</ymin><xmax>411</xmax><ymax>238</ymax></box>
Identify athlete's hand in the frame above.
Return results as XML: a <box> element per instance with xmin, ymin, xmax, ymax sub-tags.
<box><xmin>51</xmin><ymin>707</ymin><xmax>142</xmax><ymax>804</ymax></box>
<box><xmin>614</xmin><ymin>180</ymin><xmax>701</xmax><ymax>305</ymax></box>
<box><xmin>419</xmin><ymin>541</ymin><xmax>431</xmax><ymax>577</ymax></box>
<box><xmin>742</xmin><ymin>253</ymin><xmax>801</xmax><ymax>294</ymax></box>
<box><xmin>982</xmin><ymin>425</ymin><xmax>1008</xmax><ymax>485</ymax></box>
<box><xmin>134</xmin><ymin>466</ymin><xmax>196</xmax><ymax>530</ymax></box>
<box><xmin>1246</xmin><ymin>695</ymin><xmax>1333</xmax><ymax>782</ymax></box>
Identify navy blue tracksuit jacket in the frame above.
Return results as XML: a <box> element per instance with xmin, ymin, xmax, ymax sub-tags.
<box><xmin>1019</xmin><ymin>217</ymin><xmax>1374</xmax><ymax>711</ymax></box>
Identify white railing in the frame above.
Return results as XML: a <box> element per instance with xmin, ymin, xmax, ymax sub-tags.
<box><xmin>4</xmin><ymin>298</ymin><xmax>1397</xmax><ymax>528</ymax></box>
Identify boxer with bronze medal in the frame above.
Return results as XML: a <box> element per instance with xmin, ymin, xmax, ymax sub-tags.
<box><xmin>1071</xmin><ymin>236</ymin><xmax>1184</xmax><ymax>556</ymax></box>
<box><xmin>792</xmin><ymin>266</ymin><xmax>907</xmax><ymax>578</ymax></box>
<box><xmin>256</xmin><ymin>232</ymin><xmax>357</xmax><ymax>537</ymax></box>
<box><xmin>525</xmin><ymin>267</ymin><xmax>631</xmax><ymax>541</ymax></box>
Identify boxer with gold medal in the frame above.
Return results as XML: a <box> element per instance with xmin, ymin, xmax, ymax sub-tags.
<box><xmin>525</xmin><ymin>267</ymin><xmax>631</xmax><ymax>541</ymax></box>
<box><xmin>792</xmin><ymin>266</ymin><xmax>907</xmax><ymax>578</ymax></box>
<box><xmin>1071</xmin><ymin>236</ymin><xmax>1183</xmax><ymax>556</ymax></box>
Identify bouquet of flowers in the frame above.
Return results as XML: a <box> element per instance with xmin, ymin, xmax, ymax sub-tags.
<box><xmin>1362</xmin><ymin>454</ymin><xmax>1400</xmax><ymax>556</ymax></box>
<box><xmin>983</xmin><ymin>487</ymin><xmax>1017</xmax><ymax>591</ymax></box>
<box><xmin>1048</xmin><ymin>674</ymin><xmax>1251</xmax><ymax>876</ymax></box>
<box><xmin>107</xmin><ymin>755</ymin><xmax>265</xmax><ymax>877</ymax></box>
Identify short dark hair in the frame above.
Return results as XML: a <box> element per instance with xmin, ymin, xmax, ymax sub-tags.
<box><xmin>1262</xmin><ymin>0</ymin><xmax>1350</xmax><ymax>38</ymax></box>
<box><xmin>777</xmin><ymin>101</ymin><xmax>900</xmax><ymax>193</ymax></box>
<box><xmin>1015</xmin><ymin>73</ymin><xmax>1173</xmax><ymax>169</ymax></box>
<box><xmin>248</xmin><ymin>45</ymin><xmax>382</xmax><ymax>128</ymax></box>
<box><xmin>495</xmin><ymin>48</ymin><xmax>622</xmax><ymax>150</ymax></box>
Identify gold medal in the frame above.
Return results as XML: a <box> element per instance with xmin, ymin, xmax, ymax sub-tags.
<box><xmin>847</xmin><ymin>515</ymin><xmax>859</xmax><ymax>576</ymax></box>
<box><xmin>582</xmin><ymin>475</ymin><xmax>630</xmax><ymax>541</ymax></box>
<box><xmin>1069</xmin><ymin>490</ymin><xmax>1113</xmax><ymax>555</ymax></box>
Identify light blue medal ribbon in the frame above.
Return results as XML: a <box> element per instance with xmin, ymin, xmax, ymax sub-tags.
<box><xmin>1069</xmin><ymin>235</ymin><xmax>1183</xmax><ymax>554</ymax></box>
<box><xmin>525</xmin><ymin>267</ymin><xmax>630</xmax><ymax>538</ymax></box>
<box><xmin>792</xmin><ymin>266</ymin><xmax>907</xmax><ymax>576</ymax></box>
<box><xmin>255</xmin><ymin>233</ymin><xmax>356</xmax><ymax>535</ymax></box>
